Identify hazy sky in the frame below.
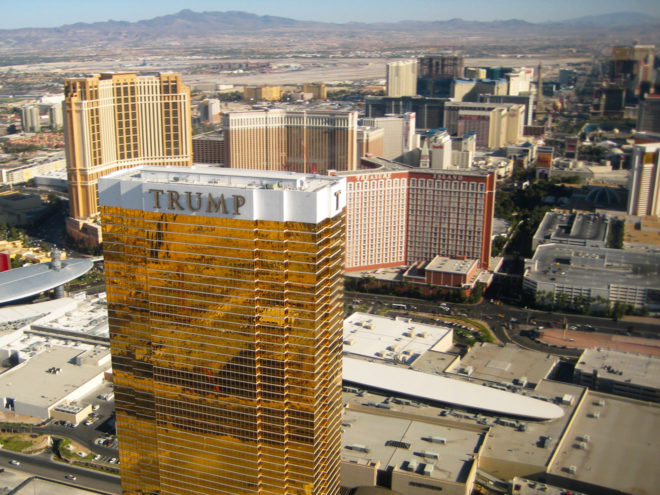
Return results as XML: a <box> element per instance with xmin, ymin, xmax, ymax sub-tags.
<box><xmin>1</xmin><ymin>0</ymin><xmax>659</xmax><ymax>30</ymax></box>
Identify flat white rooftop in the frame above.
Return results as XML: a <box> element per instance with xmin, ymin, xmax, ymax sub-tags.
<box><xmin>343</xmin><ymin>313</ymin><xmax>453</xmax><ymax>363</ymax></box>
<box><xmin>426</xmin><ymin>256</ymin><xmax>477</xmax><ymax>275</ymax></box>
<box><xmin>549</xmin><ymin>391</ymin><xmax>660</xmax><ymax>495</ymax></box>
<box><xmin>343</xmin><ymin>357</ymin><xmax>564</xmax><ymax>421</ymax></box>
<box><xmin>575</xmin><ymin>347</ymin><xmax>660</xmax><ymax>390</ymax></box>
<box><xmin>341</xmin><ymin>406</ymin><xmax>484</xmax><ymax>483</ymax></box>
<box><xmin>0</xmin><ymin>345</ymin><xmax>110</xmax><ymax>409</ymax></box>
<box><xmin>99</xmin><ymin>165</ymin><xmax>346</xmax><ymax>224</ymax></box>
<box><xmin>104</xmin><ymin>165</ymin><xmax>340</xmax><ymax>192</ymax></box>
<box><xmin>454</xmin><ymin>343</ymin><xmax>559</xmax><ymax>386</ymax></box>
<box><xmin>0</xmin><ymin>299</ymin><xmax>79</xmax><ymax>325</ymax></box>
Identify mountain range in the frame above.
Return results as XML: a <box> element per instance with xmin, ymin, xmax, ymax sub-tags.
<box><xmin>0</xmin><ymin>10</ymin><xmax>657</xmax><ymax>57</ymax></box>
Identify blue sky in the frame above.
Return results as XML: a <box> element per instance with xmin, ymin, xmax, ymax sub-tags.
<box><xmin>0</xmin><ymin>0</ymin><xmax>658</xmax><ymax>30</ymax></box>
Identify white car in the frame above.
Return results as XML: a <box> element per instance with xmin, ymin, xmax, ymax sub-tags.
<box><xmin>65</xmin><ymin>474</ymin><xmax>77</xmax><ymax>481</ymax></box>
<box><xmin>9</xmin><ymin>460</ymin><xmax>19</xmax><ymax>466</ymax></box>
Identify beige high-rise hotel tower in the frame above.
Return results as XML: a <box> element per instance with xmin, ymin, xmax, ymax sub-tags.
<box><xmin>64</xmin><ymin>72</ymin><xmax>192</xmax><ymax>242</ymax></box>
<box><xmin>100</xmin><ymin>166</ymin><xmax>345</xmax><ymax>495</ymax></box>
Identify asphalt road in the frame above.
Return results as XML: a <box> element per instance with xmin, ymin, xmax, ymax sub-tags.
<box><xmin>345</xmin><ymin>291</ymin><xmax>660</xmax><ymax>357</ymax></box>
<box><xmin>0</xmin><ymin>450</ymin><xmax>120</xmax><ymax>494</ymax></box>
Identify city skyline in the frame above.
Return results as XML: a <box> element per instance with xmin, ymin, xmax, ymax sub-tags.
<box><xmin>2</xmin><ymin>0</ymin><xmax>659</xmax><ymax>30</ymax></box>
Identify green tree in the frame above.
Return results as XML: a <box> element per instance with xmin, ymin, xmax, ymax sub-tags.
<box><xmin>10</xmin><ymin>254</ymin><xmax>25</xmax><ymax>269</ymax></box>
<box><xmin>607</xmin><ymin>218</ymin><xmax>624</xmax><ymax>249</ymax></box>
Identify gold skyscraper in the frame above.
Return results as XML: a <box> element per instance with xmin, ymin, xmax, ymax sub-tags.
<box><xmin>222</xmin><ymin>109</ymin><xmax>358</xmax><ymax>174</ymax></box>
<box><xmin>100</xmin><ymin>166</ymin><xmax>346</xmax><ymax>495</ymax></box>
<box><xmin>64</xmin><ymin>72</ymin><xmax>192</xmax><ymax>243</ymax></box>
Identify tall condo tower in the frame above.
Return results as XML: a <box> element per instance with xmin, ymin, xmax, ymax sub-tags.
<box><xmin>222</xmin><ymin>109</ymin><xmax>358</xmax><ymax>174</ymax></box>
<box><xmin>64</xmin><ymin>72</ymin><xmax>192</xmax><ymax>222</ymax></box>
<box><xmin>386</xmin><ymin>60</ymin><xmax>418</xmax><ymax>97</ymax></box>
<box><xmin>100</xmin><ymin>166</ymin><xmax>346</xmax><ymax>495</ymax></box>
<box><xmin>627</xmin><ymin>143</ymin><xmax>660</xmax><ymax>217</ymax></box>
<box><xmin>535</xmin><ymin>63</ymin><xmax>544</xmax><ymax>120</ymax></box>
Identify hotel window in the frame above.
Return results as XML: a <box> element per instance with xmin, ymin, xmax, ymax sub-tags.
<box><xmin>478</xmin><ymin>183</ymin><xmax>485</xmax><ymax>192</ymax></box>
<box><xmin>411</xmin><ymin>179</ymin><xmax>416</xmax><ymax>187</ymax></box>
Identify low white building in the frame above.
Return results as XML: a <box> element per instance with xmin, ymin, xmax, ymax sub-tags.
<box><xmin>0</xmin><ymin>344</ymin><xmax>110</xmax><ymax>419</ymax></box>
<box><xmin>523</xmin><ymin>243</ymin><xmax>660</xmax><ymax>309</ymax></box>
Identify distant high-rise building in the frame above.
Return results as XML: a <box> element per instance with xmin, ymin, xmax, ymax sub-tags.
<box><xmin>47</xmin><ymin>103</ymin><xmax>63</xmax><ymax>129</ymax></box>
<box><xmin>100</xmin><ymin>165</ymin><xmax>345</xmax><ymax>495</ymax></box>
<box><xmin>21</xmin><ymin>105</ymin><xmax>41</xmax><ymax>132</ymax></box>
<box><xmin>192</xmin><ymin>132</ymin><xmax>225</xmax><ymax>165</ymax></box>
<box><xmin>364</xmin><ymin>96</ymin><xmax>449</xmax><ymax>130</ymax></box>
<box><xmin>419</xmin><ymin>140</ymin><xmax>431</xmax><ymax>168</ymax></box>
<box><xmin>342</xmin><ymin>165</ymin><xmax>410</xmax><ymax>271</ymax></box>
<box><xmin>596</xmin><ymin>85</ymin><xmax>627</xmax><ymax>117</ymax></box>
<box><xmin>386</xmin><ymin>60</ymin><xmax>418</xmax><ymax>97</ymax></box>
<box><xmin>627</xmin><ymin>143</ymin><xmax>660</xmax><ymax>217</ymax></box>
<box><xmin>406</xmin><ymin>168</ymin><xmax>495</xmax><ymax>269</ymax></box>
<box><xmin>506</xmin><ymin>67</ymin><xmax>534</xmax><ymax>96</ymax></box>
<box><xmin>451</xmin><ymin>132</ymin><xmax>477</xmax><ymax>169</ymax></box>
<box><xmin>341</xmin><ymin>159</ymin><xmax>495</xmax><ymax>271</ymax></box>
<box><xmin>243</xmin><ymin>85</ymin><xmax>281</xmax><ymax>102</ymax></box>
<box><xmin>610</xmin><ymin>44</ymin><xmax>655</xmax><ymax>98</ymax></box>
<box><xmin>638</xmin><ymin>95</ymin><xmax>660</xmax><ymax>133</ymax></box>
<box><xmin>535</xmin><ymin>63</ymin><xmax>545</xmax><ymax>119</ymax></box>
<box><xmin>427</xmin><ymin>129</ymin><xmax>452</xmax><ymax>170</ymax></box>
<box><xmin>418</xmin><ymin>55</ymin><xmax>464</xmax><ymax>79</ymax></box>
<box><xmin>361</xmin><ymin>113</ymin><xmax>416</xmax><ymax>161</ymax></box>
<box><xmin>303</xmin><ymin>82</ymin><xmax>327</xmax><ymax>100</ymax></box>
<box><xmin>464</xmin><ymin>67</ymin><xmax>487</xmax><ymax>79</ymax></box>
<box><xmin>356</xmin><ymin>126</ymin><xmax>384</xmax><ymax>159</ymax></box>
<box><xmin>199</xmin><ymin>98</ymin><xmax>221</xmax><ymax>124</ymax></box>
<box><xmin>536</xmin><ymin>146</ymin><xmax>554</xmax><ymax>179</ymax></box>
<box><xmin>416</xmin><ymin>55</ymin><xmax>464</xmax><ymax>98</ymax></box>
<box><xmin>223</xmin><ymin>109</ymin><xmax>358</xmax><ymax>174</ymax></box>
<box><xmin>479</xmin><ymin>94</ymin><xmax>535</xmax><ymax>126</ymax></box>
<box><xmin>450</xmin><ymin>78</ymin><xmax>509</xmax><ymax>103</ymax></box>
<box><xmin>444</xmin><ymin>102</ymin><xmax>524</xmax><ymax>148</ymax></box>
<box><xmin>559</xmin><ymin>69</ymin><xmax>578</xmax><ymax>87</ymax></box>
<box><xmin>64</xmin><ymin>72</ymin><xmax>192</xmax><ymax>226</ymax></box>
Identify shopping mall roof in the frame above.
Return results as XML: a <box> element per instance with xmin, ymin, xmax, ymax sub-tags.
<box><xmin>0</xmin><ymin>344</ymin><xmax>110</xmax><ymax>410</ymax></box>
<box><xmin>574</xmin><ymin>347</ymin><xmax>660</xmax><ymax>391</ymax></box>
<box><xmin>0</xmin><ymin>258</ymin><xmax>93</xmax><ymax>304</ymax></box>
<box><xmin>343</xmin><ymin>313</ymin><xmax>452</xmax><ymax>363</ymax></box>
<box><xmin>547</xmin><ymin>391</ymin><xmax>660</xmax><ymax>495</ymax></box>
<box><xmin>343</xmin><ymin>357</ymin><xmax>564</xmax><ymax>421</ymax></box>
<box><xmin>526</xmin><ymin>243</ymin><xmax>660</xmax><ymax>290</ymax></box>
<box><xmin>341</xmin><ymin>406</ymin><xmax>484</xmax><ymax>485</ymax></box>
<box><xmin>453</xmin><ymin>343</ymin><xmax>559</xmax><ymax>387</ymax></box>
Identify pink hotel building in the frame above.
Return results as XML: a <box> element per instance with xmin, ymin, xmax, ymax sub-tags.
<box><xmin>337</xmin><ymin>157</ymin><xmax>496</xmax><ymax>272</ymax></box>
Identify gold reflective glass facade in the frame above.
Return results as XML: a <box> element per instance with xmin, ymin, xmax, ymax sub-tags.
<box><xmin>102</xmin><ymin>206</ymin><xmax>344</xmax><ymax>495</ymax></box>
